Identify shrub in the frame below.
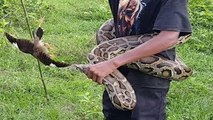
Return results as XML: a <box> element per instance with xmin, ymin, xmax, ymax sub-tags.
<box><xmin>0</xmin><ymin>0</ymin><xmax>53</xmax><ymax>33</ymax></box>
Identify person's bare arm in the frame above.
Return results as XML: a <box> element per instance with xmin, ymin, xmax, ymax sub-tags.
<box><xmin>110</xmin><ymin>31</ymin><xmax>179</xmax><ymax>68</ymax></box>
<box><xmin>86</xmin><ymin>31</ymin><xmax>180</xmax><ymax>84</ymax></box>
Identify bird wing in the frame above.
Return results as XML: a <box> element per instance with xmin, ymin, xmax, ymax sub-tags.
<box><xmin>36</xmin><ymin>27</ymin><xmax>44</xmax><ymax>40</ymax></box>
<box><xmin>5</xmin><ymin>32</ymin><xmax>34</xmax><ymax>54</ymax></box>
<box><xmin>36</xmin><ymin>52</ymin><xmax>70</xmax><ymax>67</ymax></box>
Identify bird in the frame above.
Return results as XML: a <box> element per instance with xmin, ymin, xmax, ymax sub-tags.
<box><xmin>5</xmin><ymin>27</ymin><xmax>70</xmax><ymax>67</ymax></box>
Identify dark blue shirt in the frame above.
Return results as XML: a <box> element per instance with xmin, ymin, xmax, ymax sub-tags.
<box><xmin>109</xmin><ymin>0</ymin><xmax>191</xmax><ymax>37</ymax></box>
<box><xmin>108</xmin><ymin>0</ymin><xmax>191</xmax><ymax>88</ymax></box>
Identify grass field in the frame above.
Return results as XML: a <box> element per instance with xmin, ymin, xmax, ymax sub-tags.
<box><xmin>0</xmin><ymin>0</ymin><xmax>213</xmax><ymax>120</ymax></box>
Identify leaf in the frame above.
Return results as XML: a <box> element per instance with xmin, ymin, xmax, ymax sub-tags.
<box><xmin>0</xmin><ymin>19</ymin><xmax>9</xmax><ymax>27</ymax></box>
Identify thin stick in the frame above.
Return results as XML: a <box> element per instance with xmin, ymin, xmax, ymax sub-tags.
<box><xmin>20</xmin><ymin>0</ymin><xmax>49</xmax><ymax>101</ymax></box>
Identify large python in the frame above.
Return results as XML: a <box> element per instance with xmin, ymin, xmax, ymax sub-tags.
<box><xmin>5</xmin><ymin>19</ymin><xmax>192</xmax><ymax>110</ymax></box>
<box><xmin>77</xmin><ymin>19</ymin><xmax>192</xmax><ymax>110</ymax></box>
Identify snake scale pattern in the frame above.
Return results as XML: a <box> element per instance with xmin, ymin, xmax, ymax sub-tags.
<box><xmin>5</xmin><ymin>19</ymin><xmax>192</xmax><ymax>111</ymax></box>
<box><xmin>83</xmin><ymin>19</ymin><xmax>192</xmax><ymax>110</ymax></box>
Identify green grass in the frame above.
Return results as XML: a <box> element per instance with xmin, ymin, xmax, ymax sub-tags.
<box><xmin>0</xmin><ymin>0</ymin><xmax>213</xmax><ymax>120</ymax></box>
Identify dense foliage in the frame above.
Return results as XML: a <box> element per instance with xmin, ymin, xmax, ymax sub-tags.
<box><xmin>0</xmin><ymin>0</ymin><xmax>52</xmax><ymax>33</ymax></box>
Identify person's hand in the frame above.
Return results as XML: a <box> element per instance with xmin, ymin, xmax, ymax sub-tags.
<box><xmin>85</xmin><ymin>60</ymin><xmax>118</xmax><ymax>84</ymax></box>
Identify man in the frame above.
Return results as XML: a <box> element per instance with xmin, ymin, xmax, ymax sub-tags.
<box><xmin>86</xmin><ymin>0</ymin><xmax>191</xmax><ymax>119</ymax></box>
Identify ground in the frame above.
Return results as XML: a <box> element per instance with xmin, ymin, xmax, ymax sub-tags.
<box><xmin>0</xmin><ymin>0</ymin><xmax>213</xmax><ymax>119</ymax></box>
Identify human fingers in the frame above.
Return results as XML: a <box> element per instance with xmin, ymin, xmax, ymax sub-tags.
<box><xmin>92</xmin><ymin>74</ymin><xmax>98</xmax><ymax>83</ymax></box>
<box><xmin>85</xmin><ymin>69</ymin><xmax>93</xmax><ymax>79</ymax></box>
<box><xmin>96</xmin><ymin>76</ymin><xmax>104</xmax><ymax>84</ymax></box>
<box><xmin>86</xmin><ymin>67</ymin><xmax>99</xmax><ymax>83</ymax></box>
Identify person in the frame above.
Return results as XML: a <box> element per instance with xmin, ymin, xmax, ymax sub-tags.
<box><xmin>85</xmin><ymin>0</ymin><xmax>192</xmax><ymax>120</ymax></box>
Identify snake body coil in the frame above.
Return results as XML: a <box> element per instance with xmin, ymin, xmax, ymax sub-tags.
<box><xmin>5</xmin><ymin>19</ymin><xmax>192</xmax><ymax>110</ymax></box>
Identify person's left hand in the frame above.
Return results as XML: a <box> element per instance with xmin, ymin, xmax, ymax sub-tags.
<box><xmin>85</xmin><ymin>60</ymin><xmax>118</xmax><ymax>84</ymax></box>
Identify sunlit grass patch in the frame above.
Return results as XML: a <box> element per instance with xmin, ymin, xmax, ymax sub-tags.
<box><xmin>0</xmin><ymin>0</ymin><xmax>213</xmax><ymax>119</ymax></box>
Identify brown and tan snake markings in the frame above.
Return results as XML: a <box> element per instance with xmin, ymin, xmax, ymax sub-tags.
<box><xmin>5</xmin><ymin>19</ymin><xmax>192</xmax><ymax>110</ymax></box>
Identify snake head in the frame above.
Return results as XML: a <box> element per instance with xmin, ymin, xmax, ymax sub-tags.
<box><xmin>74</xmin><ymin>64</ymin><xmax>90</xmax><ymax>72</ymax></box>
